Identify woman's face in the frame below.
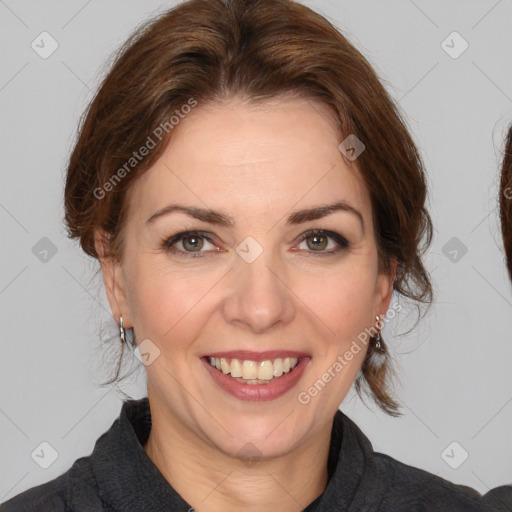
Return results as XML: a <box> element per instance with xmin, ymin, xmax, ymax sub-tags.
<box><xmin>101</xmin><ymin>96</ymin><xmax>394</xmax><ymax>459</ymax></box>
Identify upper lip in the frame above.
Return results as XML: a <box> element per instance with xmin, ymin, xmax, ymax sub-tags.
<box><xmin>202</xmin><ymin>350</ymin><xmax>310</xmax><ymax>362</ymax></box>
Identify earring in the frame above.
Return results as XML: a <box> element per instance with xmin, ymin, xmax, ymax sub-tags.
<box><xmin>373</xmin><ymin>314</ymin><xmax>385</xmax><ymax>353</ymax></box>
<box><xmin>119</xmin><ymin>316</ymin><xmax>126</xmax><ymax>345</ymax></box>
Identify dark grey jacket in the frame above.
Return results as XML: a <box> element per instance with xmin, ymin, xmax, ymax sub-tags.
<box><xmin>1</xmin><ymin>398</ymin><xmax>511</xmax><ymax>511</ymax></box>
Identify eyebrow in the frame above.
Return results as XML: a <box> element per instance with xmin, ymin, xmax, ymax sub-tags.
<box><xmin>146</xmin><ymin>204</ymin><xmax>234</xmax><ymax>226</ymax></box>
<box><xmin>146</xmin><ymin>200</ymin><xmax>364</xmax><ymax>231</ymax></box>
<box><xmin>286</xmin><ymin>201</ymin><xmax>364</xmax><ymax>232</ymax></box>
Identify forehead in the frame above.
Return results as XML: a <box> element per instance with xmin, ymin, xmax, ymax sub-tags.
<box><xmin>127</xmin><ymin>96</ymin><xmax>371</xmax><ymax>223</ymax></box>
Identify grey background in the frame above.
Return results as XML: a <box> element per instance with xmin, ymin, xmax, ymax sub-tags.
<box><xmin>1</xmin><ymin>0</ymin><xmax>511</xmax><ymax>502</ymax></box>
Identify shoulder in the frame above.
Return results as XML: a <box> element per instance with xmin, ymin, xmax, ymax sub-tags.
<box><xmin>0</xmin><ymin>457</ymin><xmax>102</xmax><ymax>512</ymax></box>
<box><xmin>372</xmin><ymin>451</ymin><xmax>512</xmax><ymax>511</ymax></box>
<box><xmin>1</xmin><ymin>398</ymin><xmax>152</xmax><ymax>512</ymax></box>
<box><xmin>336</xmin><ymin>411</ymin><xmax>512</xmax><ymax>511</ymax></box>
<box><xmin>0</xmin><ymin>472</ymin><xmax>69</xmax><ymax>512</ymax></box>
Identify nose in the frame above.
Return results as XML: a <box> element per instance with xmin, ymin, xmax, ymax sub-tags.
<box><xmin>221</xmin><ymin>249</ymin><xmax>296</xmax><ymax>334</ymax></box>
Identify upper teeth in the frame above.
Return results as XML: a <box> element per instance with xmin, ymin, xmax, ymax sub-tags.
<box><xmin>208</xmin><ymin>357</ymin><xmax>299</xmax><ymax>380</ymax></box>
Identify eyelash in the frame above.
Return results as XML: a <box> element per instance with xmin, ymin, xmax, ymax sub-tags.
<box><xmin>161</xmin><ymin>230</ymin><xmax>218</xmax><ymax>258</ymax></box>
<box><xmin>295</xmin><ymin>229</ymin><xmax>349</xmax><ymax>255</ymax></box>
<box><xmin>161</xmin><ymin>229</ymin><xmax>349</xmax><ymax>257</ymax></box>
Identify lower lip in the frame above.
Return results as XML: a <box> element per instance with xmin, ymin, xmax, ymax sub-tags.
<box><xmin>202</xmin><ymin>357</ymin><xmax>311</xmax><ymax>402</ymax></box>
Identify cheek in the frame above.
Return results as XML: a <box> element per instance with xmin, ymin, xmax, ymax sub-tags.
<box><xmin>295</xmin><ymin>262</ymin><xmax>377</xmax><ymax>339</ymax></box>
<box><xmin>126</xmin><ymin>256</ymin><xmax>224</xmax><ymax>345</ymax></box>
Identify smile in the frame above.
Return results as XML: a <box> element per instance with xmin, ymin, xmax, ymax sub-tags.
<box><xmin>201</xmin><ymin>351</ymin><xmax>311</xmax><ymax>402</ymax></box>
<box><xmin>207</xmin><ymin>356</ymin><xmax>300</xmax><ymax>384</ymax></box>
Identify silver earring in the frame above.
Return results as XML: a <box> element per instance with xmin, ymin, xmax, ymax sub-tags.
<box><xmin>373</xmin><ymin>315</ymin><xmax>385</xmax><ymax>353</ymax></box>
<box><xmin>119</xmin><ymin>316</ymin><xmax>126</xmax><ymax>345</ymax></box>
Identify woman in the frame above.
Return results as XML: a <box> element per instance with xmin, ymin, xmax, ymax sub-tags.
<box><xmin>1</xmin><ymin>0</ymin><xmax>511</xmax><ymax>510</ymax></box>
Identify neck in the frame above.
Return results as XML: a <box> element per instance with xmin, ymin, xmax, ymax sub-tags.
<box><xmin>143</xmin><ymin>403</ymin><xmax>331</xmax><ymax>512</ymax></box>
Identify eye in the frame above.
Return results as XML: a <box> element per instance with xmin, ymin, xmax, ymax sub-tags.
<box><xmin>294</xmin><ymin>229</ymin><xmax>349</xmax><ymax>254</ymax></box>
<box><xmin>162</xmin><ymin>231</ymin><xmax>220</xmax><ymax>255</ymax></box>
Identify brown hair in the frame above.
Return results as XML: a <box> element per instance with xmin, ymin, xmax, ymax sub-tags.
<box><xmin>64</xmin><ymin>0</ymin><xmax>433</xmax><ymax>415</ymax></box>
<box><xmin>500</xmin><ymin>126</ymin><xmax>512</xmax><ymax>281</ymax></box>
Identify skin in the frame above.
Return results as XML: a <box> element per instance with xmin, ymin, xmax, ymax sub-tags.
<box><xmin>96</xmin><ymin>95</ymin><xmax>395</xmax><ymax>512</ymax></box>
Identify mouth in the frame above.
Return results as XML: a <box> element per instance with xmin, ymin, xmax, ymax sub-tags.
<box><xmin>206</xmin><ymin>356</ymin><xmax>301</xmax><ymax>384</ymax></box>
<box><xmin>201</xmin><ymin>351</ymin><xmax>311</xmax><ymax>402</ymax></box>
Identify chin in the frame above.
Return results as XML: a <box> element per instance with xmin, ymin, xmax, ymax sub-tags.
<box><xmin>197</xmin><ymin>409</ymin><xmax>311</xmax><ymax>462</ymax></box>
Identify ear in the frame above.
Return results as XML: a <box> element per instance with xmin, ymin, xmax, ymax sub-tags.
<box><xmin>94</xmin><ymin>230</ymin><xmax>133</xmax><ymax>328</ymax></box>
<box><xmin>374</xmin><ymin>257</ymin><xmax>397</xmax><ymax>316</ymax></box>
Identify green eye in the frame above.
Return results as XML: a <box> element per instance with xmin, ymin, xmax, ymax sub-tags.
<box><xmin>306</xmin><ymin>234</ymin><xmax>328</xmax><ymax>251</ymax></box>
<box><xmin>296</xmin><ymin>230</ymin><xmax>349</xmax><ymax>254</ymax></box>
<box><xmin>162</xmin><ymin>231</ymin><xmax>217</xmax><ymax>255</ymax></box>
<box><xmin>181</xmin><ymin>235</ymin><xmax>204</xmax><ymax>252</ymax></box>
